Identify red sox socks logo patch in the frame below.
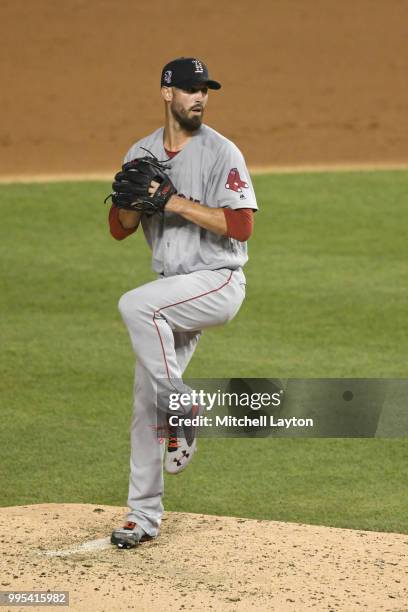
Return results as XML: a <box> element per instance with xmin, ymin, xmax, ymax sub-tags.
<box><xmin>225</xmin><ymin>168</ymin><xmax>249</xmax><ymax>193</ymax></box>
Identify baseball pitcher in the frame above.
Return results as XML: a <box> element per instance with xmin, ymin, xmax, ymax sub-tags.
<box><xmin>106</xmin><ymin>57</ymin><xmax>258</xmax><ymax>549</ymax></box>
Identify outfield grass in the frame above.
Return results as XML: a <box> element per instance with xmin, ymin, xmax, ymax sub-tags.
<box><xmin>0</xmin><ymin>172</ymin><xmax>407</xmax><ymax>533</ymax></box>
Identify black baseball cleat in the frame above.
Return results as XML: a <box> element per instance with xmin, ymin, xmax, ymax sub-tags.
<box><xmin>164</xmin><ymin>404</ymin><xmax>203</xmax><ymax>474</ymax></box>
<box><xmin>110</xmin><ymin>521</ymin><xmax>154</xmax><ymax>549</ymax></box>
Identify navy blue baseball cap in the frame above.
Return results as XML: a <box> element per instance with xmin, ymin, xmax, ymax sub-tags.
<box><xmin>161</xmin><ymin>57</ymin><xmax>221</xmax><ymax>90</ymax></box>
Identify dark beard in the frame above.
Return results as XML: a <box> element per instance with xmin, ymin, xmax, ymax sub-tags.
<box><xmin>171</xmin><ymin>104</ymin><xmax>203</xmax><ymax>132</ymax></box>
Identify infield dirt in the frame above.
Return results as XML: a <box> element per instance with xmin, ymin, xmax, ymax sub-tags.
<box><xmin>1</xmin><ymin>0</ymin><xmax>408</xmax><ymax>176</ymax></box>
<box><xmin>1</xmin><ymin>504</ymin><xmax>407</xmax><ymax>612</ymax></box>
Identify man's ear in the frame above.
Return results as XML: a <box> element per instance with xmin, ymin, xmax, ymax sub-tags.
<box><xmin>161</xmin><ymin>86</ymin><xmax>173</xmax><ymax>102</ymax></box>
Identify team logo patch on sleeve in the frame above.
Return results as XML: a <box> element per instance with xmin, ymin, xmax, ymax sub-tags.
<box><xmin>225</xmin><ymin>168</ymin><xmax>249</xmax><ymax>192</ymax></box>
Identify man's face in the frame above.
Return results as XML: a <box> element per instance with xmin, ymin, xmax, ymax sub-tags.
<box><xmin>166</xmin><ymin>85</ymin><xmax>209</xmax><ymax>131</ymax></box>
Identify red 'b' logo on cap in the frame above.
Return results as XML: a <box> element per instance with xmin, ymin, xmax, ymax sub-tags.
<box><xmin>225</xmin><ymin>168</ymin><xmax>249</xmax><ymax>192</ymax></box>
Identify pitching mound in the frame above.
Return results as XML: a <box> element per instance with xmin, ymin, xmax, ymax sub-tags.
<box><xmin>0</xmin><ymin>504</ymin><xmax>406</xmax><ymax>612</ymax></box>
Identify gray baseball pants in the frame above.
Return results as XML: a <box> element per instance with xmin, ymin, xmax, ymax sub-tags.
<box><xmin>118</xmin><ymin>267</ymin><xmax>246</xmax><ymax>536</ymax></box>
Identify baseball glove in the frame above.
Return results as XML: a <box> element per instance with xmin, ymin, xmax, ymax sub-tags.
<box><xmin>104</xmin><ymin>151</ymin><xmax>176</xmax><ymax>216</ymax></box>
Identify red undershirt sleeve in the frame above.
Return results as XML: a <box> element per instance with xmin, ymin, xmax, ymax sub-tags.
<box><xmin>222</xmin><ymin>208</ymin><xmax>254</xmax><ymax>242</ymax></box>
<box><xmin>108</xmin><ymin>205</ymin><xmax>137</xmax><ymax>240</ymax></box>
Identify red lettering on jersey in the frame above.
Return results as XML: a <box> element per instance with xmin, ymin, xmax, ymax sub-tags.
<box><xmin>177</xmin><ymin>193</ymin><xmax>200</xmax><ymax>203</ymax></box>
<box><xmin>225</xmin><ymin>168</ymin><xmax>249</xmax><ymax>193</ymax></box>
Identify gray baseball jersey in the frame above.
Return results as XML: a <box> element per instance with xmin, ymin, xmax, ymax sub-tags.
<box><xmin>125</xmin><ymin>124</ymin><xmax>258</xmax><ymax>277</ymax></box>
<box><xmin>117</xmin><ymin>123</ymin><xmax>257</xmax><ymax>537</ymax></box>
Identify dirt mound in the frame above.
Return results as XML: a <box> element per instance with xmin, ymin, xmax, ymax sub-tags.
<box><xmin>0</xmin><ymin>504</ymin><xmax>407</xmax><ymax>611</ymax></box>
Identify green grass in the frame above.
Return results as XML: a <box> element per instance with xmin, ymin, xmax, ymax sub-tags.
<box><xmin>0</xmin><ymin>172</ymin><xmax>407</xmax><ymax>533</ymax></box>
